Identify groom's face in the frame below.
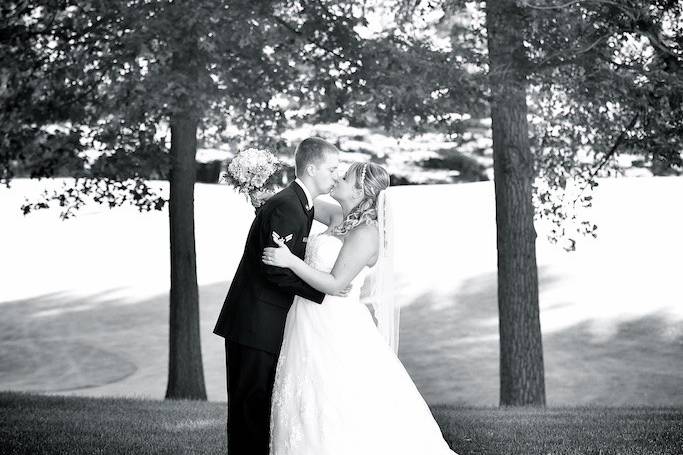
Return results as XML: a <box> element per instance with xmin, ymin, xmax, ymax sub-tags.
<box><xmin>312</xmin><ymin>152</ymin><xmax>340</xmax><ymax>194</ymax></box>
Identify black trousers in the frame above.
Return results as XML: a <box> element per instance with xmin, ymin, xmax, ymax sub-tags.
<box><xmin>226</xmin><ymin>340</ymin><xmax>278</xmax><ymax>455</ymax></box>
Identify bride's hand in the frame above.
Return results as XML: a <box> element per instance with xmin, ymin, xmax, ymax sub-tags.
<box><xmin>262</xmin><ymin>233</ymin><xmax>294</xmax><ymax>268</ymax></box>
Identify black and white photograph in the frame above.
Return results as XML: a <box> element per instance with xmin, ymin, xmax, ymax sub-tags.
<box><xmin>1</xmin><ymin>0</ymin><xmax>682</xmax><ymax>454</ymax></box>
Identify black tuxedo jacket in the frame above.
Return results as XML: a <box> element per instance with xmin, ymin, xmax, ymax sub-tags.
<box><xmin>213</xmin><ymin>183</ymin><xmax>325</xmax><ymax>354</ymax></box>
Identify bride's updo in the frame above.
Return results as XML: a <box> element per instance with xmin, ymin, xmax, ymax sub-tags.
<box><xmin>333</xmin><ymin>162</ymin><xmax>390</xmax><ymax>237</ymax></box>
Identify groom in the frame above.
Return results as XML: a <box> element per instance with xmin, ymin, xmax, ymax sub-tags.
<box><xmin>213</xmin><ymin>137</ymin><xmax>340</xmax><ymax>455</ymax></box>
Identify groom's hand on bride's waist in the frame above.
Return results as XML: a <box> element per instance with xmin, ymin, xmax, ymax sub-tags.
<box><xmin>332</xmin><ymin>284</ymin><xmax>352</xmax><ymax>297</ymax></box>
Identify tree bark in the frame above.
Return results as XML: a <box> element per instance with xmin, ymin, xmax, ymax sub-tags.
<box><xmin>485</xmin><ymin>0</ymin><xmax>546</xmax><ymax>407</ymax></box>
<box><xmin>165</xmin><ymin>112</ymin><xmax>207</xmax><ymax>400</ymax></box>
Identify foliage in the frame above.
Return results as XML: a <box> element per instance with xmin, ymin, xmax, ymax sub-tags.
<box><xmin>4</xmin><ymin>0</ymin><xmax>681</xmax><ymax>243</ymax></box>
<box><xmin>524</xmin><ymin>0</ymin><xmax>683</xmax><ymax>249</ymax></box>
<box><xmin>392</xmin><ymin>0</ymin><xmax>682</xmax><ymax>249</ymax></box>
<box><xmin>339</xmin><ymin>35</ymin><xmax>487</xmax><ymax>135</ymax></box>
<box><xmin>1</xmin><ymin>0</ymin><xmax>368</xmax><ymax>215</ymax></box>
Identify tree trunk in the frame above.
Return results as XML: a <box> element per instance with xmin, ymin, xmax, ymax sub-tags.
<box><xmin>165</xmin><ymin>112</ymin><xmax>207</xmax><ymax>400</ymax></box>
<box><xmin>485</xmin><ymin>0</ymin><xmax>546</xmax><ymax>407</ymax></box>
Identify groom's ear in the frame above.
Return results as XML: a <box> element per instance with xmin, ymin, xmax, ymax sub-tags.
<box><xmin>306</xmin><ymin>163</ymin><xmax>316</xmax><ymax>177</ymax></box>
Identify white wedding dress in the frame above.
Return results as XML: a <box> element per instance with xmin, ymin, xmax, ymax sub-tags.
<box><xmin>270</xmin><ymin>233</ymin><xmax>457</xmax><ymax>455</ymax></box>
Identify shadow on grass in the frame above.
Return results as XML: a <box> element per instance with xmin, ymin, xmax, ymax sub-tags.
<box><xmin>2</xmin><ymin>268</ymin><xmax>682</xmax><ymax>407</ymax></box>
<box><xmin>0</xmin><ymin>282</ymin><xmax>232</xmax><ymax>399</ymax></box>
<box><xmin>397</xmin><ymin>267</ymin><xmax>683</xmax><ymax>407</ymax></box>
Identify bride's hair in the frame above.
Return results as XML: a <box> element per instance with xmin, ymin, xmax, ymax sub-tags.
<box><xmin>333</xmin><ymin>162</ymin><xmax>390</xmax><ymax>237</ymax></box>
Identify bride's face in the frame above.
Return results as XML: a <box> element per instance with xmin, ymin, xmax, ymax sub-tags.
<box><xmin>330</xmin><ymin>168</ymin><xmax>361</xmax><ymax>204</ymax></box>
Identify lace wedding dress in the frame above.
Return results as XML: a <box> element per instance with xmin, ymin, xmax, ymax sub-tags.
<box><xmin>270</xmin><ymin>233</ymin><xmax>457</xmax><ymax>455</ymax></box>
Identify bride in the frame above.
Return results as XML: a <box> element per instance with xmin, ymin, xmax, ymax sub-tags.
<box><xmin>262</xmin><ymin>162</ymin><xmax>458</xmax><ymax>455</ymax></box>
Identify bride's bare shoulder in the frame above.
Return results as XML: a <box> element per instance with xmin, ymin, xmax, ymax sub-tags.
<box><xmin>346</xmin><ymin>222</ymin><xmax>379</xmax><ymax>244</ymax></box>
<box><xmin>342</xmin><ymin>223</ymin><xmax>379</xmax><ymax>266</ymax></box>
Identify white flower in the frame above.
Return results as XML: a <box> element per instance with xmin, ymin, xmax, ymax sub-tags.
<box><xmin>252</xmin><ymin>175</ymin><xmax>266</xmax><ymax>188</ymax></box>
<box><xmin>225</xmin><ymin>147</ymin><xmax>280</xmax><ymax>207</ymax></box>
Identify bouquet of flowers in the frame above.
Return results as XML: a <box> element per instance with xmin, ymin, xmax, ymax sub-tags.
<box><xmin>220</xmin><ymin>147</ymin><xmax>282</xmax><ymax>208</ymax></box>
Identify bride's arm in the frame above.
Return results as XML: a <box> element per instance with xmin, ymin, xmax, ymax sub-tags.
<box><xmin>262</xmin><ymin>225</ymin><xmax>378</xmax><ymax>295</ymax></box>
<box><xmin>313</xmin><ymin>198</ymin><xmax>343</xmax><ymax>226</ymax></box>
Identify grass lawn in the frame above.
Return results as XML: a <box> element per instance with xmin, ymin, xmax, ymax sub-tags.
<box><xmin>1</xmin><ymin>393</ymin><xmax>681</xmax><ymax>455</ymax></box>
<box><xmin>2</xmin><ymin>178</ymin><xmax>682</xmax><ymax>406</ymax></box>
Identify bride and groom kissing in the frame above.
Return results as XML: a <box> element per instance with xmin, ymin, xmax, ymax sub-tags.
<box><xmin>213</xmin><ymin>137</ymin><xmax>457</xmax><ymax>455</ymax></box>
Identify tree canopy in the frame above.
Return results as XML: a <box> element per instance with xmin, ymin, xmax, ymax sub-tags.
<box><xmin>422</xmin><ymin>0</ymin><xmax>682</xmax><ymax>247</ymax></box>
<box><xmin>2</xmin><ymin>0</ymin><xmax>364</xmax><ymax>211</ymax></box>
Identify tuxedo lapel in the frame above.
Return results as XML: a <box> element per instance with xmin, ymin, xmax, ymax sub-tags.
<box><xmin>289</xmin><ymin>182</ymin><xmax>310</xmax><ymax>214</ymax></box>
<box><xmin>306</xmin><ymin>207</ymin><xmax>314</xmax><ymax>234</ymax></box>
<box><xmin>287</xmin><ymin>183</ymin><xmax>315</xmax><ymax>238</ymax></box>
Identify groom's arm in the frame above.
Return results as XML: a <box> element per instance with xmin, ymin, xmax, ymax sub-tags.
<box><xmin>259</xmin><ymin>205</ymin><xmax>325</xmax><ymax>304</ymax></box>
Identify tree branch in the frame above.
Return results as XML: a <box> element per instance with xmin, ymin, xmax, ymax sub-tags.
<box><xmin>2</xmin><ymin>0</ymin><xmax>32</xmax><ymax>20</ymax></box>
<box><xmin>269</xmin><ymin>13</ymin><xmax>346</xmax><ymax>61</ymax></box>
<box><xmin>532</xmin><ymin>33</ymin><xmax>611</xmax><ymax>71</ymax></box>
<box><xmin>568</xmin><ymin>112</ymin><xmax>639</xmax><ymax>205</ymax></box>
<box><xmin>589</xmin><ymin>112</ymin><xmax>639</xmax><ymax>179</ymax></box>
<box><xmin>520</xmin><ymin>0</ymin><xmax>637</xmax><ymax>21</ymax></box>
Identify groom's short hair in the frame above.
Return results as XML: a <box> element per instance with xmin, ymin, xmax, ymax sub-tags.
<box><xmin>294</xmin><ymin>137</ymin><xmax>338</xmax><ymax>177</ymax></box>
